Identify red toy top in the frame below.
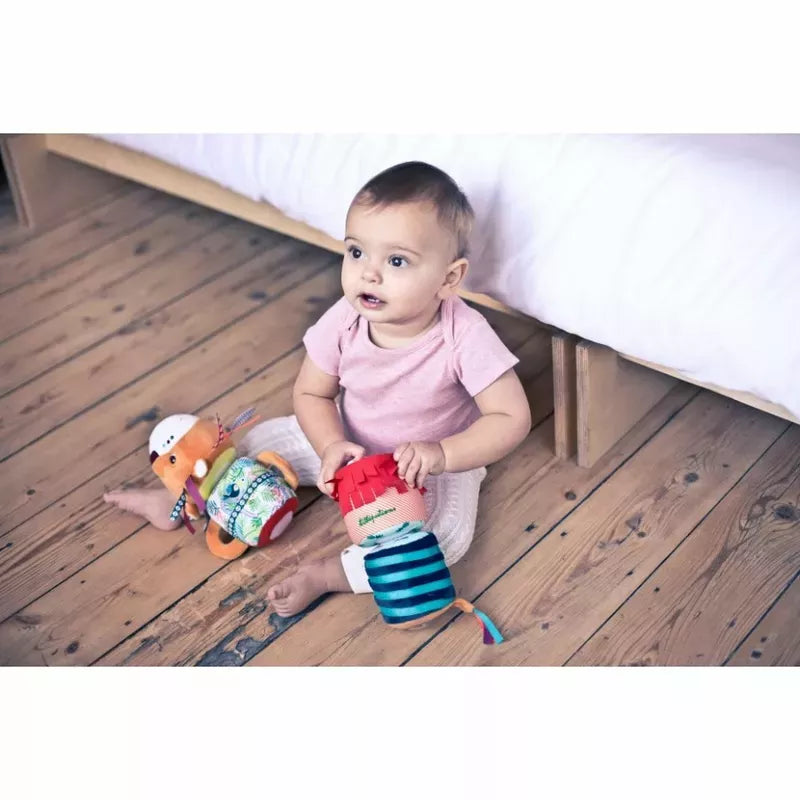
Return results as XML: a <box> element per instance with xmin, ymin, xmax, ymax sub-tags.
<box><xmin>330</xmin><ymin>453</ymin><xmax>426</xmax><ymax>517</ymax></box>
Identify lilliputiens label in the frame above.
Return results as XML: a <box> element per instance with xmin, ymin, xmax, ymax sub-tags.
<box><xmin>358</xmin><ymin>507</ymin><xmax>396</xmax><ymax>527</ymax></box>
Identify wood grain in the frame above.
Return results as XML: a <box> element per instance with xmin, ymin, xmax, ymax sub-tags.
<box><xmin>552</xmin><ymin>332</ymin><xmax>577</xmax><ymax>460</ymax></box>
<box><xmin>0</xmin><ymin>485</ymin><xmax>323</xmax><ymax>667</ymax></box>
<box><xmin>0</xmin><ymin>202</ymin><xmax>222</xmax><ymax>346</ymax></box>
<box><xmin>576</xmin><ymin>340</ymin><xmax>678</xmax><ymax>468</ymax></box>
<box><xmin>95</xmin><ymin>498</ymin><xmax>344</xmax><ymax>666</ymax></box>
<box><xmin>405</xmin><ymin>392</ymin><xmax>785</xmax><ymax>666</ymax></box>
<box><xmin>0</xmin><ymin>212</ymin><xmax>231</xmax><ymax>393</ymax></box>
<box><xmin>569</xmin><ymin>425</ymin><xmax>798</xmax><ymax>665</ymax></box>
<box><xmin>248</xmin><ymin>385</ymin><xmax>699</xmax><ymax>666</ymax></box>
<box><xmin>726</xmin><ymin>572</ymin><xmax>800</xmax><ymax>666</ymax></box>
<box><xmin>0</xmin><ymin>229</ymin><xmax>302</xmax><ymax>457</ymax></box>
<box><xmin>0</xmin><ymin>186</ymin><xmax>167</xmax><ymax>293</ymax></box>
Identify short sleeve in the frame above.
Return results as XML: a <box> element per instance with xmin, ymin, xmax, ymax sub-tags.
<box><xmin>302</xmin><ymin>297</ymin><xmax>354</xmax><ymax>377</ymax></box>
<box><xmin>453</xmin><ymin>312</ymin><xmax>520</xmax><ymax>397</ymax></box>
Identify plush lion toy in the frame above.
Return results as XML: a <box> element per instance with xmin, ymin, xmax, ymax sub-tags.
<box><xmin>148</xmin><ymin>409</ymin><xmax>298</xmax><ymax>560</ymax></box>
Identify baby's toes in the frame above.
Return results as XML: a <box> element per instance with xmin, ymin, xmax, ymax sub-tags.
<box><xmin>267</xmin><ymin>583</ymin><xmax>288</xmax><ymax>602</ymax></box>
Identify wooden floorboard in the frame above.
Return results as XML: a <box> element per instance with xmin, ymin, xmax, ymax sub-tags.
<box><xmin>0</xmin><ymin>186</ymin><xmax>168</xmax><ymax>293</ymax></box>
<box><xmin>568</xmin><ymin>425</ymin><xmax>798</xmax><ymax>666</ymax></box>
<box><xmin>0</xmin><ymin>227</ymin><xmax>307</xmax><ymax>458</ymax></box>
<box><xmin>405</xmin><ymin>394</ymin><xmax>785</xmax><ymax>666</ymax></box>
<box><xmin>726</xmin><ymin>571</ymin><xmax>800</xmax><ymax>666</ymax></box>
<box><xmin>1</xmin><ymin>188</ymin><xmax>798</xmax><ymax>666</ymax></box>
<box><xmin>0</xmin><ymin>204</ymin><xmax>225</xmax><ymax>373</ymax></box>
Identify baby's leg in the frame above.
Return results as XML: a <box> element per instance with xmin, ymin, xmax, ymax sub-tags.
<box><xmin>103</xmin><ymin>487</ymin><xmax>181</xmax><ymax>530</ymax></box>
<box><xmin>423</xmin><ymin>466</ymin><xmax>487</xmax><ymax>566</ymax></box>
<box><xmin>267</xmin><ymin>554</ymin><xmax>351</xmax><ymax>617</ymax></box>
<box><xmin>239</xmin><ymin>414</ymin><xmax>321</xmax><ymax>487</ymax></box>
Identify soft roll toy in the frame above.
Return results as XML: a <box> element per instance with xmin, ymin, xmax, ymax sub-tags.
<box><xmin>330</xmin><ymin>453</ymin><xmax>504</xmax><ymax>645</ymax></box>
<box><xmin>148</xmin><ymin>409</ymin><xmax>298</xmax><ymax>560</ymax></box>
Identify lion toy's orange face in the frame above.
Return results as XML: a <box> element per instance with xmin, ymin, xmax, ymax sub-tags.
<box><xmin>149</xmin><ymin>414</ymin><xmax>229</xmax><ymax>500</ymax></box>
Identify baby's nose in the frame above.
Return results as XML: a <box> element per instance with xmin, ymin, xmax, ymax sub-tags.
<box><xmin>361</xmin><ymin>263</ymin><xmax>381</xmax><ymax>282</ymax></box>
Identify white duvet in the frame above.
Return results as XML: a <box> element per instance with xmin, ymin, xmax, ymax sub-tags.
<box><xmin>99</xmin><ymin>134</ymin><xmax>800</xmax><ymax>418</ymax></box>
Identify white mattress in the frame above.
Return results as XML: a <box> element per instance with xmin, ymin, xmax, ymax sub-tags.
<box><xmin>99</xmin><ymin>134</ymin><xmax>800</xmax><ymax>418</ymax></box>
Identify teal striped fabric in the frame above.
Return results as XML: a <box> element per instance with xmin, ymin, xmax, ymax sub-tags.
<box><xmin>365</xmin><ymin>529</ymin><xmax>456</xmax><ymax>625</ymax></box>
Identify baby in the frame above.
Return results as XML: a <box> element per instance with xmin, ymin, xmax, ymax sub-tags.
<box><xmin>104</xmin><ymin>161</ymin><xmax>532</xmax><ymax>617</ymax></box>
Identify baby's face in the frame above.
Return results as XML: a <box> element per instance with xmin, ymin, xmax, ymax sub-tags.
<box><xmin>342</xmin><ymin>200</ymin><xmax>463</xmax><ymax>327</ymax></box>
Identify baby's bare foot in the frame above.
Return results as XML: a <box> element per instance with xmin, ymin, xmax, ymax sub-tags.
<box><xmin>103</xmin><ymin>487</ymin><xmax>181</xmax><ymax>531</ymax></box>
<box><xmin>267</xmin><ymin>557</ymin><xmax>350</xmax><ymax>617</ymax></box>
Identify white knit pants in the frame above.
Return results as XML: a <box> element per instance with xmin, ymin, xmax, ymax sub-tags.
<box><xmin>239</xmin><ymin>414</ymin><xmax>486</xmax><ymax>593</ymax></box>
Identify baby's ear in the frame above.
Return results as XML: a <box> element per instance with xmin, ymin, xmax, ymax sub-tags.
<box><xmin>439</xmin><ymin>258</ymin><xmax>469</xmax><ymax>298</ymax></box>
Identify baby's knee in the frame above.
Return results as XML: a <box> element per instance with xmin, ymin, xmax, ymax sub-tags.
<box><xmin>439</xmin><ymin>521</ymin><xmax>475</xmax><ymax>567</ymax></box>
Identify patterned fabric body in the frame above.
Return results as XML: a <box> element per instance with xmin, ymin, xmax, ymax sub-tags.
<box><xmin>365</xmin><ymin>529</ymin><xmax>457</xmax><ymax>625</ymax></box>
<box><xmin>205</xmin><ymin>457</ymin><xmax>296</xmax><ymax>546</ymax></box>
<box><xmin>359</xmin><ymin>520</ymin><xmax>425</xmax><ymax>548</ymax></box>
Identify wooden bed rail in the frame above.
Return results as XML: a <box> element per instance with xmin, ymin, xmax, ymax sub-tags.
<box><xmin>552</xmin><ymin>335</ymin><xmax>798</xmax><ymax>468</ymax></box>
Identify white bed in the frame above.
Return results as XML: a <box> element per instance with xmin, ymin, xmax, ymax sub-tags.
<box><xmin>90</xmin><ymin>133</ymin><xmax>800</xmax><ymax>421</ymax></box>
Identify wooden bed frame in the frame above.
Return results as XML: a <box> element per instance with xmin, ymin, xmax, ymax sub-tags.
<box><xmin>3</xmin><ymin>133</ymin><xmax>797</xmax><ymax>468</ymax></box>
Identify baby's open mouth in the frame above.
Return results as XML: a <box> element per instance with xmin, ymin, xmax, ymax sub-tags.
<box><xmin>358</xmin><ymin>293</ymin><xmax>385</xmax><ymax>309</ymax></box>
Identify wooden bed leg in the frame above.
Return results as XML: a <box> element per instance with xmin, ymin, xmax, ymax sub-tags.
<box><xmin>552</xmin><ymin>332</ymin><xmax>578</xmax><ymax>460</ymax></box>
<box><xmin>576</xmin><ymin>340</ymin><xmax>678</xmax><ymax>468</ymax></box>
<box><xmin>0</xmin><ymin>134</ymin><xmax>127</xmax><ymax>229</ymax></box>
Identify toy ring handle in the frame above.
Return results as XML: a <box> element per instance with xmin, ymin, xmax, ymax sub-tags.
<box><xmin>257</xmin><ymin>451</ymin><xmax>299</xmax><ymax>491</ymax></box>
<box><xmin>205</xmin><ymin>519</ymin><xmax>249</xmax><ymax>560</ymax></box>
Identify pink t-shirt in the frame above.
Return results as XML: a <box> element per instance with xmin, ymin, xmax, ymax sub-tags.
<box><xmin>302</xmin><ymin>296</ymin><xmax>519</xmax><ymax>455</ymax></box>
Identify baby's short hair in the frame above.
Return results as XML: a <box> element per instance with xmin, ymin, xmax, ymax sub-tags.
<box><xmin>352</xmin><ymin>161</ymin><xmax>475</xmax><ymax>258</ymax></box>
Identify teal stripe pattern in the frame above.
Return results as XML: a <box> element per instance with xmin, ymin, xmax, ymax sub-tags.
<box><xmin>365</xmin><ymin>530</ymin><xmax>456</xmax><ymax>624</ymax></box>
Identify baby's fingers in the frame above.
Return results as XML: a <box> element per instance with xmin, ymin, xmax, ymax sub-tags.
<box><xmin>395</xmin><ymin>445</ymin><xmax>415</xmax><ymax>480</ymax></box>
<box><xmin>343</xmin><ymin>443</ymin><xmax>366</xmax><ymax>464</ymax></box>
<box><xmin>317</xmin><ymin>463</ymin><xmax>336</xmax><ymax>496</ymax></box>
<box><xmin>416</xmin><ymin>461</ymin><xmax>430</xmax><ymax>489</ymax></box>
<box><xmin>394</xmin><ymin>442</ymin><xmax>410</xmax><ymax>463</ymax></box>
<box><xmin>404</xmin><ymin>453</ymin><xmax>422</xmax><ymax>489</ymax></box>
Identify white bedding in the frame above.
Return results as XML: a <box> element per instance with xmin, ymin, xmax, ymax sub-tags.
<box><xmin>99</xmin><ymin>134</ymin><xmax>800</xmax><ymax>418</ymax></box>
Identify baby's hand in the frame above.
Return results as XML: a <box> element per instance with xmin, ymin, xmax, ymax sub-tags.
<box><xmin>393</xmin><ymin>441</ymin><xmax>445</xmax><ymax>489</ymax></box>
<box><xmin>318</xmin><ymin>440</ymin><xmax>365</xmax><ymax>497</ymax></box>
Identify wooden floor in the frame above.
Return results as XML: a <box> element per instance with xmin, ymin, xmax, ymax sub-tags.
<box><xmin>1</xmin><ymin>182</ymin><xmax>798</xmax><ymax>667</ymax></box>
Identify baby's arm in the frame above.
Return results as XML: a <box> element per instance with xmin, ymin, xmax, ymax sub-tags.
<box><xmin>293</xmin><ymin>354</ymin><xmax>344</xmax><ymax>456</ymax></box>
<box><xmin>293</xmin><ymin>354</ymin><xmax>365</xmax><ymax>494</ymax></box>
<box><xmin>442</xmin><ymin>368</ymin><xmax>531</xmax><ymax>472</ymax></box>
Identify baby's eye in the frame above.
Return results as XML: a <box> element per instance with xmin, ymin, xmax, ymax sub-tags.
<box><xmin>389</xmin><ymin>255</ymin><xmax>408</xmax><ymax>268</ymax></box>
<box><xmin>348</xmin><ymin>245</ymin><xmax>363</xmax><ymax>260</ymax></box>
